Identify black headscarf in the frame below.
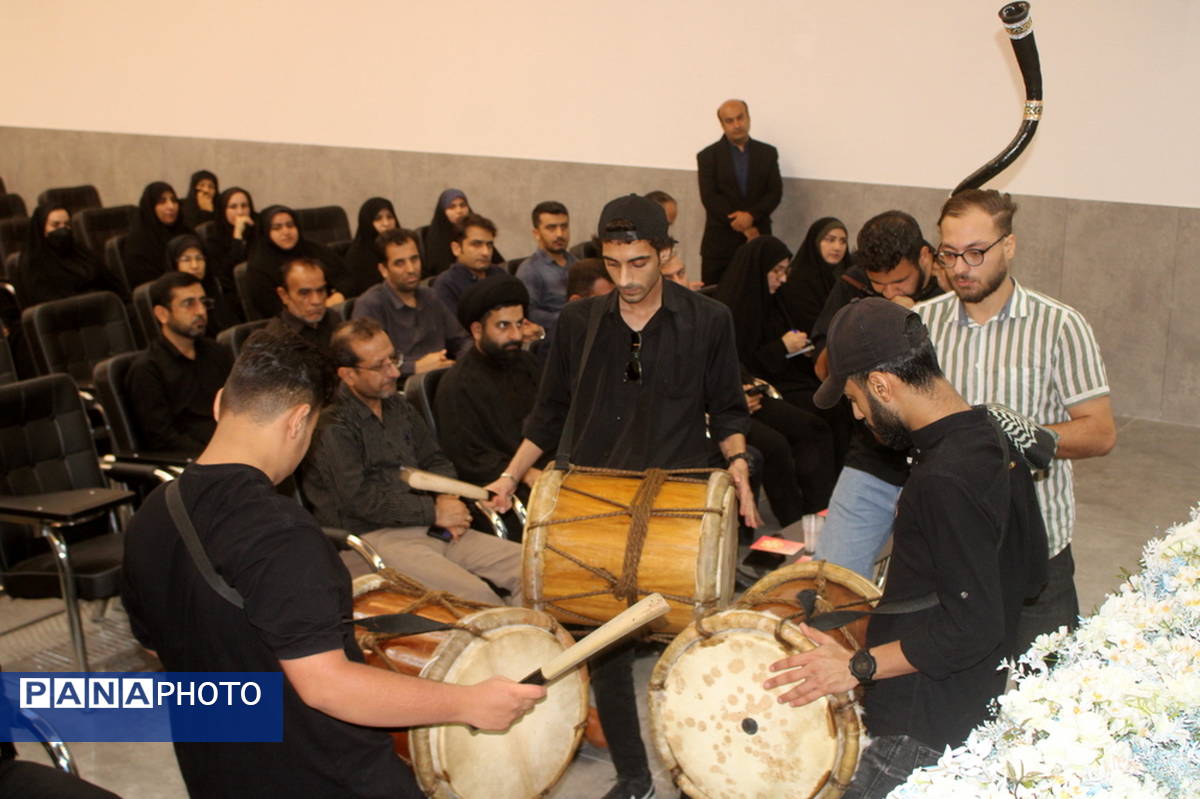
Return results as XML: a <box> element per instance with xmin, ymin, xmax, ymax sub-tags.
<box><xmin>780</xmin><ymin>217</ymin><xmax>851</xmax><ymax>335</ymax></box>
<box><xmin>207</xmin><ymin>186</ymin><xmax>256</xmax><ymax>295</ymax></box>
<box><xmin>165</xmin><ymin>233</ymin><xmax>239</xmax><ymax>334</ymax></box>
<box><xmin>14</xmin><ymin>203</ymin><xmax>119</xmax><ymax>306</ymax></box>
<box><xmin>423</xmin><ymin>188</ymin><xmax>505</xmax><ymax>276</ymax></box>
<box><xmin>714</xmin><ymin>235</ymin><xmax>794</xmax><ymax>368</ymax></box>
<box><xmin>180</xmin><ymin>169</ymin><xmax>219</xmax><ymax>229</ymax></box>
<box><xmin>342</xmin><ymin>197</ymin><xmax>397</xmax><ymax>298</ymax></box>
<box><xmin>245</xmin><ymin>205</ymin><xmax>344</xmax><ymax>320</ymax></box>
<box><xmin>124</xmin><ymin>181</ymin><xmax>191</xmax><ymax>289</ymax></box>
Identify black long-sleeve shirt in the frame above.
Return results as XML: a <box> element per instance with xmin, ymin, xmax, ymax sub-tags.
<box><xmin>302</xmin><ymin>385</ymin><xmax>457</xmax><ymax>533</ymax></box>
<box><xmin>124</xmin><ymin>335</ymin><xmax>233</xmax><ymax>456</ymax></box>
<box><xmin>523</xmin><ymin>280</ymin><xmax>750</xmax><ymax>470</ymax></box>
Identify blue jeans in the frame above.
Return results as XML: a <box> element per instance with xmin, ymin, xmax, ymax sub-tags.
<box><xmin>843</xmin><ymin>735</ymin><xmax>941</xmax><ymax>799</ymax></box>
<box><xmin>815</xmin><ymin>467</ymin><xmax>901</xmax><ymax>579</ymax></box>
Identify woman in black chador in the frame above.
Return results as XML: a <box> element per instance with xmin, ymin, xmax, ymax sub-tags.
<box><xmin>14</xmin><ymin>202</ymin><xmax>122</xmax><ymax>306</ymax></box>
<box><xmin>124</xmin><ymin>181</ymin><xmax>192</xmax><ymax>289</ymax></box>
<box><xmin>341</xmin><ymin>197</ymin><xmax>398</xmax><ymax>299</ymax></box>
<box><xmin>243</xmin><ymin>205</ymin><xmax>345</xmax><ymax>320</ymax></box>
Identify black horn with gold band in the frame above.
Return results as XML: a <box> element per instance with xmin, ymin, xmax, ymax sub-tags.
<box><xmin>952</xmin><ymin>2</ymin><xmax>1043</xmax><ymax>194</ymax></box>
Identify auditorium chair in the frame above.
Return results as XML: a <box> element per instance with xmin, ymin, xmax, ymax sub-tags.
<box><xmin>506</xmin><ymin>257</ymin><xmax>527</xmax><ymax>275</ymax></box>
<box><xmin>130</xmin><ymin>282</ymin><xmax>157</xmax><ymax>344</ymax></box>
<box><xmin>216</xmin><ymin>318</ymin><xmax>269</xmax><ymax>359</ymax></box>
<box><xmin>329</xmin><ymin>239</ymin><xmax>352</xmax><ymax>258</ymax></box>
<box><xmin>232</xmin><ymin>262</ymin><xmax>258</xmax><ymax>320</ymax></box>
<box><xmin>294</xmin><ymin>206</ymin><xmax>351</xmax><ymax>245</ymax></box>
<box><xmin>21</xmin><ymin>291</ymin><xmax>137</xmax><ymax>391</ymax></box>
<box><xmin>0</xmin><ymin>216</ymin><xmax>29</xmax><ymax>265</ymax></box>
<box><xmin>73</xmin><ymin>204</ymin><xmax>137</xmax><ymax>257</ymax></box>
<box><xmin>37</xmin><ymin>185</ymin><xmax>102</xmax><ymax>216</ymax></box>
<box><xmin>193</xmin><ymin>220</ymin><xmax>215</xmax><ymax>246</ymax></box>
<box><xmin>0</xmin><ymin>330</ymin><xmax>16</xmax><ymax>386</ymax></box>
<box><xmin>3</xmin><ymin>252</ymin><xmax>18</xmax><ymax>281</ymax></box>
<box><xmin>330</xmin><ymin>296</ymin><xmax>355</xmax><ymax>321</ymax></box>
<box><xmin>0</xmin><ymin>193</ymin><xmax>27</xmax><ymax>220</ymax></box>
<box><xmin>0</xmin><ymin>373</ymin><xmax>138</xmax><ymax>671</ymax></box>
<box><xmin>569</xmin><ymin>240</ymin><xmax>599</xmax><ymax>260</ymax></box>
<box><xmin>103</xmin><ymin>234</ymin><xmax>132</xmax><ymax>297</ymax></box>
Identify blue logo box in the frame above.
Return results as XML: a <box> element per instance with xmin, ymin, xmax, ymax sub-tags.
<box><xmin>2</xmin><ymin>672</ymin><xmax>283</xmax><ymax>742</ymax></box>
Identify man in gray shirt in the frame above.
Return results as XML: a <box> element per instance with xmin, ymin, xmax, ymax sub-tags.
<box><xmin>351</xmin><ymin>228</ymin><xmax>468</xmax><ymax>376</ymax></box>
<box><xmin>516</xmin><ymin>200</ymin><xmax>576</xmax><ymax>331</ymax></box>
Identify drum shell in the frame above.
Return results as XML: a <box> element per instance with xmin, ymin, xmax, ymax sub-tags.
<box><xmin>522</xmin><ymin>469</ymin><xmax>738</xmax><ymax>634</ymax></box>
<box><xmin>351</xmin><ymin>574</ymin><xmax>588</xmax><ymax>799</ymax></box>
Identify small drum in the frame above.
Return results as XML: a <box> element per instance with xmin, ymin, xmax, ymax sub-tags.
<box><xmin>736</xmin><ymin>560</ymin><xmax>882</xmax><ymax>651</ymax></box>
<box><xmin>523</xmin><ymin>466</ymin><xmax>738</xmax><ymax>634</ymax></box>
<box><xmin>352</xmin><ymin>571</ymin><xmax>588</xmax><ymax>799</ymax></box>
<box><xmin>648</xmin><ymin>609</ymin><xmax>863</xmax><ymax>799</ymax></box>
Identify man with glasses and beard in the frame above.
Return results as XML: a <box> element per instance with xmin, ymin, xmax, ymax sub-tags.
<box><xmin>486</xmin><ymin>195</ymin><xmax>756</xmax><ymax>799</ymax></box>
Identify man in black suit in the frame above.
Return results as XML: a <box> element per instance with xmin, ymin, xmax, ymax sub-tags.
<box><xmin>696</xmin><ymin>99</ymin><xmax>784</xmax><ymax>285</ymax></box>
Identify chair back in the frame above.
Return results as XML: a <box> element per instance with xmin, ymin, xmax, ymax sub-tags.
<box><xmin>92</xmin><ymin>351</ymin><xmax>142</xmax><ymax>455</ymax></box>
<box><xmin>294</xmin><ymin>206</ymin><xmax>351</xmax><ymax>245</ymax></box>
<box><xmin>73</xmin><ymin>205</ymin><xmax>137</xmax><ymax>257</ymax></box>
<box><xmin>194</xmin><ymin>220</ymin><xmax>215</xmax><ymax>246</ymax></box>
<box><xmin>37</xmin><ymin>185</ymin><xmax>102</xmax><ymax>216</ymax></box>
<box><xmin>232</xmin><ymin>262</ymin><xmax>259</xmax><ymax>320</ymax></box>
<box><xmin>104</xmin><ymin>233</ymin><xmax>131</xmax><ymax>296</ymax></box>
<box><xmin>0</xmin><ymin>193</ymin><xmax>27</xmax><ymax>221</ymax></box>
<box><xmin>329</xmin><ymin>239</ymin><xmax>352</xmax><ymax>258</ymax></box>
<box><xmin>506</xmin><ymin>257</ymin><xmax>527</xmax><ymax>275</ymax></box>
<box><xmin>216</xmin><ymin>318</ymin><xmax>270</xmax><ymax>359</ymax></box>
<box><xmin>403</xmin><ymin>368</ymin><xmax>446</xmax><ymax>435</ymax></box>
<box><xmin>0</xmin><ymin>216</ymin><xmax>29</xmax><ymax>264</ymax></box>
<box><xmin>21</xmin><ymin>291</ymin><xmax>137</xmax><ymax>387</ymax></box>
<box><xmin>131</xmin><ymin>282</ymin><xmax>157</xmax><ymax>344</ymax></box>
<box><xmin>329</xmin><ymin>296</ymin><xmax>355</xmax><ymax>322</ymax></box>
<box><xmin>0</xmin><ymin>330</ymin><xmax>16</xmax><ymax>386</ymax></box>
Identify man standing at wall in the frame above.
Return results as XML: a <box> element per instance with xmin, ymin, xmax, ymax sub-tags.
<box><xmin>696</xmin><ymin>99</ymin><xmax>783</xmax><ymax>286</ymax></box>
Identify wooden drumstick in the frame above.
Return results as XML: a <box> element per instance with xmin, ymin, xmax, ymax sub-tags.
<box><xmin>399</xmin><ymin>467</ymin><xmax>491</xmax><ymax>501</ymax></box>
<box><xmin>519</xmin><ymin>593</ymin><xmax>671</xmax><ymax>685</ymax></box>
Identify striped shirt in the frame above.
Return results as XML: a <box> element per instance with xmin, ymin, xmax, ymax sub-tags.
<box><xmin>915</xmin><ymin>279</ymin><xmax>1109</xmax><ymax>555</ymax></box>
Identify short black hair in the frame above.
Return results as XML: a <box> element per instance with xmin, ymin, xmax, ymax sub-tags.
<box><xmin>220</xmin><ymin>328</ymin><xmax>336</xmax><ymax>422</ymax></box>
<box><xmin>149</xmin><ymin>271</ymin><xmax>202</xmax><ymax>309</ymax></box>
<box><xmin>531</xmin><ymin>201</ymin><xmax>568</xmax><ymax>228</ymax></box>
<box><xmin>374</xmin><ymin>227</ymin><xmax>421</xmax><ymax>263</ymax></box>
<box><xmin>600</xmin><ymin>218</ymin><xmax>674</xmax><ymax>252</ymax></box>
<box><xmin>451</xmin><ymin>213</ymin><xmax>497</xmax><ymax>244</ymax></box>
<box><xmin>644</xmin><ymin>190</ymin><xmax>675</xmax><ymax>206</ymax></box>
<box><xmin>279</xmin><ymin>257</ymin><xmax>326</xmax><ymax>287</ymax></box>
<box><xmin>329</xmin><ymin>317</ymin><xmax>386</xmax><ymax>369</ymax></box>
<box><xmin>855</xmin><ymin>210</ymin><xmax>928</xmax><ymax>275</ymax></box>
<box><xmin>848</xmin><ymin>316</ymin><xmax>943</xmax><ymax>393</ymax></box>
<box><xmin>567</xmin><ymin>258</ymin><xmax>612</xmax><ymax>299</ymax></box>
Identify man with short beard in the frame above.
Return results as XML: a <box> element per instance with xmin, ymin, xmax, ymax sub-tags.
<box><xmin>516</xmin><ymin>201</ymin><xmax>577</xmax><ymax>332</ymax></box>
<box><xmin>126</xmin><ymin>271</ymin><xmax>232</xmax><ymax>455</ymax></box>
<box><xmin>434</xmin><ymin>277</ymin><xmax>548</xmax><ymax>491</ymax></box>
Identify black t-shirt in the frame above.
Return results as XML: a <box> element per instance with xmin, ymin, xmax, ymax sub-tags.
<box><xmin>122</xmin><ymin>464</ymin><xmax>418</xmax><ymax>798</ymax></box>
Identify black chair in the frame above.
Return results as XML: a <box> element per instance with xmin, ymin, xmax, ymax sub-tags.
<box><xmin>193</xmin><ymin>220</ymin><xmax>215</xmax><ymax>246</ymax></box>
<box><xmin>3</xmin><ymin>252</ymin><xmax>18</xmax><ymax>282</ymax></box>
<box><xmin>0</xmin><ymin>193</ymin><xmax>27</xmax><ymax>220</ymax></box>
<box><xmin>73</xmin><ymin>205</ymin><xmax>137</xmax><ymax>258</ymax></box>
<box><xmin>294</xmin><ymin>206</ymin><xmax>350</xmax><ymax>245</ymax></box>
<box><xmin>506</xmin><ymin>257</ymin><xmax>527</xmax><ymax>275</ymax></box>
<box><xmin>131</xmin><ymin>282</ymin><xmax>157</xmax><ymax>344</ymax></box>
<box><xmin>37</xmin><ymin>185</ymin><xmax>102</xmax><ymax>216</ymax></box>
<box><xmin>0</xmin><ymin>216</ymin><xmax>29</xmax><ymax>265</ymax></box>
<box><xmin>329</xmin><ymin>239</ymin><xmax>352</xmax><ymax>258</ymax></box>
<box><xmin>0</xmin><ymin>374</ymin><xmax>133</xmax><ymax>670</ymax></box>
<box><xmin>232</xmin><ymin>262</ymin><xmax>259</xmax><ymax>321</ymax></box>
<box><xmin>330</xmin><ymin>296</ymin><xmax>355</xmax><ymax>322</ymax></box>
<box><xmin>103</xmin><ymin>234</ymin><xmax>131</xmax><ymax>297</ymax></box>
<box><xmin>21</xmin><ymin>291</ymin><xmax>137</xmax><ymax>390</ymax></box>
<box><xmin>569</xmin><ymin>240</ymin><xmax>599</xmax><ymax>260</ymax></box>
<box><xmin>217</xmin><ymin>318</ymin><xmax>269</xmax><ymax>359</ymax></box>
<box><xmin>0</xmin><ymin>329</ymin><xmax>16</xmax><ymax>385</ymax></box>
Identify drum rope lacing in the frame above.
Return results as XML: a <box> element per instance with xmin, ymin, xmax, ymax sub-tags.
<box><xmin>528</xmin><ymin>466</ymin><xmax>725</xmax><ymax>628</ymax></box>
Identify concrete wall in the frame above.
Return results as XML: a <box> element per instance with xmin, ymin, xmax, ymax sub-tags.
<box><xmin>1</xmin><ymin>125</ymin><xmax>1194</xmax><ymax>425</ymax></box>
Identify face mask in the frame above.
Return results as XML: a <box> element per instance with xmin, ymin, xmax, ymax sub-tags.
<box><xmin>46</xmin><ymin>227</ymin><xmax>74</xmax><ymax>256</ymax></box>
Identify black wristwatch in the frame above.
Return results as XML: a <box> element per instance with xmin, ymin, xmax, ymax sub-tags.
<box><xmin>850</xmin><ymin>648</ymin><xmax>877</xmax><ymax>686</ymax></box>
<box><xmin>725</xmin><ymin>452</ymin><xmax>749</xmax><ymax>467</ymax></box>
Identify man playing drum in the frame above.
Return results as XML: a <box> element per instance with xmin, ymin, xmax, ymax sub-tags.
<box><xmin>763</xmin><ymin>298</ymin><xmax>1047</xmax><ymax>799</ymax></box>
<box><xmin>488</xmin><ymin>194</ymin><xmax>758</xmax><ymax>799</ymax></box>
<box><xmin>123</xmin><ymin>329</ymin><xmax>544</xmax><ymax>799</ymax></box>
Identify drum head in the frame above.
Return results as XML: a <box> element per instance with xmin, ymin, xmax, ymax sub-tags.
<box><xmin>737</xmin><ymin>560</ymin><xmax>882</xmax><ymax>651</ymax></box>
<box><xmin>411</xmin><ymin>607</ymin><xmax>587</xmax><ymax>799</ymax></box>
<box><xmin>649</xmin><ymin>610</ymin><xmax>860</xmax><ymax>799</ymax></box>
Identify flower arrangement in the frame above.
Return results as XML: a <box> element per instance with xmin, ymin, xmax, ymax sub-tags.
<box><xmin>891</xmin><ymin>505</ymin><xmax>1200</xmax><ymax>798</ymax></box>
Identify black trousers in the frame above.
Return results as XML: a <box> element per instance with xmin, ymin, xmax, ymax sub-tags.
<box><xmin>782</xmin><ymin>388</ymin><xmax>853</xmax><ymax>471</ymax></box>
<box><xmin>751</xmin><ymin>397</ymin><xmax>838</xmax><ymax>518</ymax></box>
<box><xmin>590</xmin><ymin>641</ymin><xmax>651</xmax><ymax>783</ymax></box>
<box><xmin>700</xmin><ymin>256</ymin><xmax>732</xmax><ymax>287</ymax></box>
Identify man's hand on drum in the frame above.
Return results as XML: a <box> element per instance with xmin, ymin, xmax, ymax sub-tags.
<box><xmin>435</xmin><ymin>495</ymin><xmax>471</xmax><ymax>540</ymax></box>
<box><xmin>727</xmin><ymin>456</ymin><xmax>761</xmax><ymax>528</ymax></box>
<box><xmin>763</xmin><ymin>624</ymin><xmax>855</xmax><ymax>707</ymax></box>
<box><xmin>462</xmin><ymin>676</ymin><xmax>546</xmax><ymax>731</ymax></box>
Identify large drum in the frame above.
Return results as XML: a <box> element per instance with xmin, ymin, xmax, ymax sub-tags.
<box><xmin>736</xmin><ymin>560</ymin><xmax>882</xmax><ymax>651</ymax></box>
<box><xmin>352</xmin><ymin>571</ymin><xmax>588</xmax><ymax>799</ymax></box>
<box><xmin>523</xmin><ymin>466</ymin><xmax>738</xmax><ymax>634</ymax></box>
<box><xmin>648</xmin><ymin>609</ymin><xmax>863</xmax><ymax>799</ymax></box>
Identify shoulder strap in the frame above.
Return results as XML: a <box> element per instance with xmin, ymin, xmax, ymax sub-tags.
<box><xmin>165</xmin><ymin>479</ymin><xmax>245</xmax><ymax>609</ymax></box>
<box><xmin>554</xmin><ymin>295</ymin><xmax>609</xmax><ymax>470</ymax></box>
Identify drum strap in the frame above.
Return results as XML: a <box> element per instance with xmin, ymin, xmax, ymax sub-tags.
<box><xmin>555</xmin><ymin>294</ymin><xmax>609</xmax><ymax>470</ymax></box>
<box><xmin>165</xmin><ymin>479</ymin><xmax>245</xmax><ymax>609</ymax></box>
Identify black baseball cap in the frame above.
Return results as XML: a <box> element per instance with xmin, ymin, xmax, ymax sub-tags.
<box><xmin>813</xmin><ymin>297</ymin><xmax>931</xmax><ymax>409</ymax></box>
<box><xmin>597</xmin><ymin>194</ymin><xmax>669</xmax><ymax>243</ymax></box>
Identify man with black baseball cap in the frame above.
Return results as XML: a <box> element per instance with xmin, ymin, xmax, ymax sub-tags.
<box><xmin>486</xmin><ymin>194</ymin><xmax>756</xmax><ymax>799</ymax></box>
<box><xmin>763</xmin><ymin>298</ymin><xmax>1046</xmax><ymax>799</ymax></box>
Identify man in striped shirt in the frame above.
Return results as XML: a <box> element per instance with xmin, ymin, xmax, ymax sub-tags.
<box><xmin>917</xmin><ymin>189</ymin><xmax>1116</xmax><ymax>655</ymax></box>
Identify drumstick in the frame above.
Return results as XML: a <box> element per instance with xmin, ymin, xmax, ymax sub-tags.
<box><xmin>399</xmin><ymin>467</ymin><xmax>491</xmax><ymax>501</ymax></box>
<box><xmin>519</xmin><ymin>593</ymin><xmax>671</xmax><ymax>685</ymax></box>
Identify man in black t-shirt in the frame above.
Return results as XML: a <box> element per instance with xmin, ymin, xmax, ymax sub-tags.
<box><xmin>122</xmin><ymin>328</ymin><xmax>543</xmax><ymax>798</ymax></box>
<box><xmin>763</xmin><ymin>299</ymin><xmax>1046</xmax><ymax>799</ymax></box>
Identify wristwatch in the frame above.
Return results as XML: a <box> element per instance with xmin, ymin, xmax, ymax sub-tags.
<box><xmin>850</xmin><ymin>648</ymin><xmax>877</xmax><ymax>686</ymax></box>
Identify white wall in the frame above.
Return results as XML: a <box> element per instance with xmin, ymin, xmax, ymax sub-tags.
<box><xmin>4</xmin><ymin>0</ymin><xmax>1198</xmax><ymax>208</ymax></box>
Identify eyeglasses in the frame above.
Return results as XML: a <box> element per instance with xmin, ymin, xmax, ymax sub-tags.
<box><xmin>353</xmin><ymin>354</ymin><xmax>403</xmax><ymax>374</ymax></box>
<box><xmin>624</xmin><ymin>332</ymin><xmax>642</xmax><ymax>383</ymax></box>
<box><xmin>176</xmin><ymin>297</ymin><xmax>215</xmax><ymax>310</ymax></box>
<box><xmin>934</xmin><ymin>234</ymin><xmax>1008</xmax><ymax>269</ymax></box>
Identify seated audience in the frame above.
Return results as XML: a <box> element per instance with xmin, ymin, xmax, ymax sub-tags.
<box><xmin>180</xmin><ymin>169</ymin><xmax>219</xmax><ymax>229</ymax></box>
<box><xmin>351</xmin><ymin>228</ymin><xmax>466</xmax><ymax>376</ymax></box>
<box><xmin>423</xmin><ymin>188</ymin><xmax>505</xmax><ymax>276</ymax></box>
<box><xmin>245</xmin><ymin>205</ymin><xmax>345</xmax><ymax>320</ymax></box>
<box><xmin>781</xmin><ymin>216</ymin><xmax>852</xmax><ymax>336</ymax></box>
<box><xmin>265</xmin><ymin>258</ymin><xmax>340</xmax><ymax>351</ymax></box>
<box><xmin>166</xmin><ymin>233</ymin><xmax>240</xmax><ymax>334</ymax></box>
<box><xmin>341</xmin><ymin>197</ymin><xmax>398</xmax><ymax>299</ymax></box>
<box><xmin>125</xmin><ymin>181</ymin><xmax>191</xmax><ymax>288</ymax></box>
<box><xmin>302</xmin><ymin>317</ymin><xmax>524</xmax><ymax>604</ymax></box>
<box><xmin>13</xmin><ymin>203</ymin><xmax>121</xmax><ymax>306</ymax></box>
<box><xmin>125</xmin><ymin>272</ymin><xmax>233</xmax><ymax>456</ymax></box>
<box><xmin>206</xmin><ymin>186</ymin><xmax>255</xmax><ymax>298</ymax></box>
<box><xmin>515</xmin><ymin>201</ymin><xmax>576</xmax><ymax>331</ymax></box>
<box><xmin>431</xmin><ymin>213</ymin><xmax>507</xmax><ymax>316</ymax></box>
